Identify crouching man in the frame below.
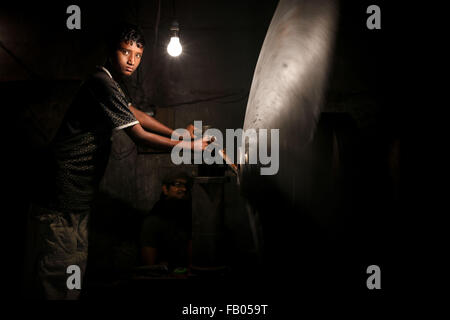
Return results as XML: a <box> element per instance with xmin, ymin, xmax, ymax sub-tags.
<box><xmin>140</xmin><ymin>172</ymin><xmax>193</xmax><ymax>275</ymax></box>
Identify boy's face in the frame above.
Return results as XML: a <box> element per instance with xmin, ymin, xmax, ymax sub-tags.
<box><xmin>112</xmin><ymin>40</ymin><xmax>144</xmax><ymax>76</ymax></box>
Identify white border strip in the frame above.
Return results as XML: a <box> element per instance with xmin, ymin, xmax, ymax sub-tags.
<box><xmin>114</xmin><ymin>121</ymin><xmax>139</xmax><ymax>131</ymax></box>
<box><xmin>100</xmin><ymin>66</ymin><xmax>113</xmax><ymax>79</ymax></box>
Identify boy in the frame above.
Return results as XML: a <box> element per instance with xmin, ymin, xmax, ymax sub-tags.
<box><xmin>26</xmin><ymin>22</ymin><xmax>208</xmax><ymax>299</ymax></box>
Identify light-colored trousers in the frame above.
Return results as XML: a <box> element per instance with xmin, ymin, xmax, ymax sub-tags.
<box><xmin>23</xmin><ymin>204</ymin><xmax>89</xmax><ymax>300</ymax></box>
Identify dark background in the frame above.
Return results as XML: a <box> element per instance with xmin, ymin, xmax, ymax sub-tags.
<box><xmin>0</xmin><ymin>0</ymin><xmax>418</xmax><ymax>311</ymax></box>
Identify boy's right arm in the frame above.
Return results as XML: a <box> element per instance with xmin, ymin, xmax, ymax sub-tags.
<box><xmin>124</xmin><ymin>123</ymin><xmax>210</xmax><ymax>151</ymax></box>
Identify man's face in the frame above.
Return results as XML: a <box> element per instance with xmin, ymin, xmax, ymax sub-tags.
<box><xmin>111</xmin><ymin>40</ymin><xmax>144</xmax><ymax>76</ymax></box>
<box><xmin>163</xmin><ymin>179</ymin><xmax>189</xmax><ymax>200</ymax></box>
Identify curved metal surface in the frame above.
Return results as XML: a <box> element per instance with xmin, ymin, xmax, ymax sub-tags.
<box><xmin>240</xmin><ymin>0</ymin><xmax>339</xmax><ymax>214</ymax></box>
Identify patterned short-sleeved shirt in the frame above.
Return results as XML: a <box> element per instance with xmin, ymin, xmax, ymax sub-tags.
<box><xmin>44</xmin><ymin>66</ymin><xmax>139</xmax><ymax>213</ymax></box>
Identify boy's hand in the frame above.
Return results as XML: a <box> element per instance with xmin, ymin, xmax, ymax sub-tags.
<box><xmin>177</xmin><ymin>136</ymin><xmax>211</xmax><ymax>151</ymax></box>
<box><xmin>172</xmin><ymin>124</ymin><xmax>197</xmax><ymax>140</ymax></box>
<box><xmin>192</xmin><ymin>136</ymin><xmax>211</xmax><ymax>151</ymax></box>
<box><xmin>186</xmin><ymin>124</ymin><xmax>200</xmax><ymax>139</ymax></box>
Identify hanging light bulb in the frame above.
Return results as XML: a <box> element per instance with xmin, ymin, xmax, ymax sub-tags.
<box><xmin>167</xmin><ymin>21</ymin><xmax>182</xmax><ymax>57</ymax></box>
<box><xmin>167</xmin><ymin>37</ymin><xmax>182</xmax><ymax>57</ymax></box>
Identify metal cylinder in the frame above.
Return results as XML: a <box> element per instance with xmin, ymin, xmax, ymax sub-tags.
<box><xmin>237</xmin><ymin>0</ymin><xmax>339</xmax><ymax>267</ymax></box>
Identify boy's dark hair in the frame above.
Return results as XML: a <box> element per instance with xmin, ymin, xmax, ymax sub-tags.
<box><xmin>107</xmin><ymin>22</ymin><xmax>145</xmax><ymax>53</ymax></box>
